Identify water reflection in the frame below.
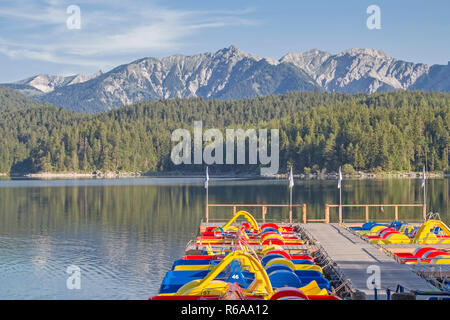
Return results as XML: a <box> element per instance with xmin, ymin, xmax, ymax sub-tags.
<box><xmin>0</xmin><ymin>177</ymin><xmax>448</xmax><ymax>299</ymax></box>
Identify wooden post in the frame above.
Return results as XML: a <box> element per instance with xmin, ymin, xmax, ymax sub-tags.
<box><xmin>365</xmin><ymin>205</ymin><xmax>369</xmax><ymax>222</ymax></box>
<box><xmin>262</xmin><ymin>206</ymin><xmax>267</xmax><ymax>223</ymax></box>
<box><xmin>233</xmin><ymin>205</ymin><xmax>237</xmax><ymax>215</ymax></box>
<box><xmin>206</xmin><ymin>205</ymin><xmax>209</xmax><ymax>223</ymax></box>
<box><xmin>395</xmin><ymin>205</ymin><xmax>399</xmax><ymax>221</ymax></box>
<box><xmin>325</xmin><ymin>205</ymin><xmax>330</xmax><ymax>224</ymax></box>
<box><xmin>339</xmin><ymin>205</ymin><xmax>342</xmax><ymax>223</ymax></box>
<box><xmin>423</xmin><ymin>204</ymin><xmax>426</xmax><ymax>221</ymax></box>
<box><xmin>289</xmin><ymin>205</ymin><xmax>293</xmax><ymax>223</ymax></box>
<box><xmin>302</xmin><ymin>204</ymin><xmax>307</xmax><ymax>224</ymax></box>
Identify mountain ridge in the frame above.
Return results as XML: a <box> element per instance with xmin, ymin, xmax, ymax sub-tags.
<box><xmin>1</xmin><ymin>46</ymin><xmax>449</xmax><ymax>113</ymax></box>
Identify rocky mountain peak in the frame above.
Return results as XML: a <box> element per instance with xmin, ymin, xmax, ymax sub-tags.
<box><xmin>340</xmin><ymin>48</ymin><xmax>392</xmax><ymax>60</ymax></box>
<box><xmin>280</xmin><ymin>49</ymin><xmax>332</xmax><ymax>76</ymax></box>
<box><xmin>13</xmin><ymin>71</ymin><xmax>103</xmax><ymax>94</ymax></box>
<box><xmin>214</xmin><ymin>45</ymin><xmax>260</xmax><ymax>61</ymax></box>
<box><xmin>2</xmin><ymin>46</ymin><xmax>448</xmax><ymax>113</ymax></box>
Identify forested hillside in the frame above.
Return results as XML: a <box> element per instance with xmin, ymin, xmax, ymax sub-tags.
<box><xmin>0</xmin><ymin>91</ymin><xmax>448</xmax><ymax>174</ymax></box>
<box><xmin>0</xmin><ymin>86</ymin><xmax>40</xmax><ymax>112</ymax></box>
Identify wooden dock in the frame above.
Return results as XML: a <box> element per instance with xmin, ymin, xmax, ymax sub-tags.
<box><xmin>197</xmin><ymin>204</ymin><xmax>447</xmax><ymax>299</ymax></box>
<box><xmin>302</xmin><ymin>223</ymin><xmax>437</xmax><ymax>299</ymax></box>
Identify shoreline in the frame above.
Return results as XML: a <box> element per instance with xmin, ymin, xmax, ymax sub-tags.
<box><xmin>1</xmin><ymin>171</ymin><xmax>448</xmax><ymax>180</ymax></box>
<box><xmin>276</xmin><ymin>171</ymin><xmax>447</xmax><ymax>179</ymax></box>
<box><xmin>21</xmin><ymin>172</ymin><xmax>142</xmax><ymax>179</ymax></box>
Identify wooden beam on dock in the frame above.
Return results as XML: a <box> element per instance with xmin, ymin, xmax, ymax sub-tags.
<box><xmin>325</xmin><ymin>204</ymin><xmax>425</xmax><ymax>223</ymax></box>
<box><xmin>207</xmin><ymin>203</ymin><xmax>304</xmax><ymax>223</ymax></box>
<box><xmin>302</xmin><ymin>204</ymin><xmax>307</xmax><ymax>224</ymax></box>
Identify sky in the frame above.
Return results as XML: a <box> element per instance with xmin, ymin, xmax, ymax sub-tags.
<box><xmin>0</xmin><ymin>0</ymin><xmax>449</xmax><ymax>83</ymax></box>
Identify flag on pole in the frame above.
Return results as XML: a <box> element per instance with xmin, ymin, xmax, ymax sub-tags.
<box><xmin>421</xmin><ymin>166</ymin><xmax>426</xmax><ymax>188</ymax></box>
<box><xmin>289</xmin><ymin>167</ymin><xmax>294</xmax><ymax>189</ymax></box>
<box><xmin>204</xmin><ymin>166</ymin><xmax>209</xmax><ymax>189</ymax></box>
<box><xmin>338</xmin><ymin>166</ymin><xmax>342</xmax><ymax>189</ymax></box>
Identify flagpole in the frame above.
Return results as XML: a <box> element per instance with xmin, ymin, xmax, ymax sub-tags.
<box><xmin>205</xmin><ymin>167</ymin><xmax>209</xmax><ymax>223</ymax></box>
<box><xmin>423</xmin><ymin>181</ymin><xmax>426</xmax><ymax>220</ymax></box>
<box><xmin>289</xmin><ymin>166</ymin><xmax>294</xmax><ymax>223</ymax></box>
<box><xmin>339</xmin><ymin>187</ymin><xmax>342</xmax><ymax>223</ymax></box>
<box><xmin>289</xmin><ymin>183</ymin><xmax>293</xmax><ymax>223</ymax></box>
<box><xmin>422</xmin><ymin>166</ymin><xmax>426</xmax><ymax>221</ymax></box>
<box><xmin>338</xmin><ymin>166</ymin><xmax>342</xmax><ymax>223</ymax></box>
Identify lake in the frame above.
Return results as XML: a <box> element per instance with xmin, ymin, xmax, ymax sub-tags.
<box><xmin>0</xmin><ymin>177</ymin><xmax>448</xmax><ymax>299</ymax></box>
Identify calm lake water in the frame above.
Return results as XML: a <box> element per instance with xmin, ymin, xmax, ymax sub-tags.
<box><xmin>0</xmin><ymin>177</ymin><xmax>448</xmax><ymax>299</ymax></box>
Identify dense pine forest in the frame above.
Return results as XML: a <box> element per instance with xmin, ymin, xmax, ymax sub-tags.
<box><xmin>0</xmin><ymin>89</ymin><xmax>448</xmax><ymax>175</ymax></box>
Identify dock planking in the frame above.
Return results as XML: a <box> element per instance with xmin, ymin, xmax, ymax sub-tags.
<box><xmin>302</xmin><ymin>223</ymin><xmax>437</xmax><ymax>299</ymax></box>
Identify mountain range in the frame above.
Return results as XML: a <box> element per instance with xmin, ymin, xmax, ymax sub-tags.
<box><xmin>2</xmin><ymin>45</ymin><xmax>449</xmax><ymax>113</ymax></box>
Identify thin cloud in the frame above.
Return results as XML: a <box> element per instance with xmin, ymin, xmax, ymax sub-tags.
<box><xmin>0</xmin><ymin>4</ymin><xmax>67</xmax><ymax>25</ymax></box>
<box><xmin>0</xmin><ymin>45</ymin><xmax>117</xmax><ymax>68</ymax></box>
<box><xmin>0</xmin><ymin>1</ymin><xmax>257</xmax><ymax>69</ymax></box>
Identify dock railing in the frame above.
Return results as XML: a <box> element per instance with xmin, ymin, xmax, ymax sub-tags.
<box><xmin>206</xmin><ymin>203</ymin><xmax>427</xmax><ymax>224</ymax></box>
<box><xmin>206</xmin><ymin>204</ymin><xmax>313</xmax><ymax>224</ymax></box>
<box><xmin>325</xmin><ymin>203</ymin><xmax>426</xmax><ymax>224</ymax></box>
